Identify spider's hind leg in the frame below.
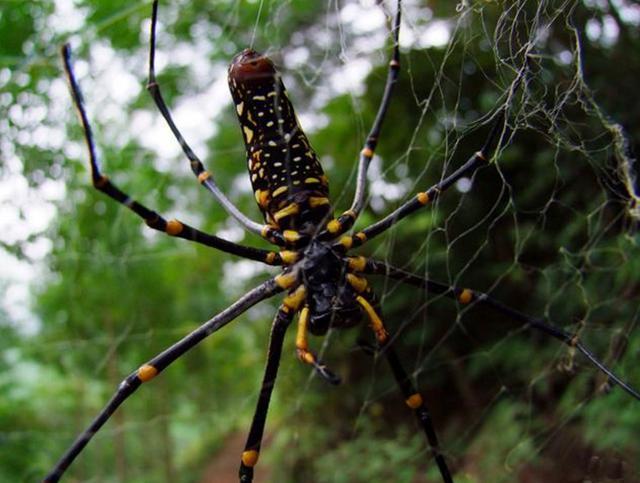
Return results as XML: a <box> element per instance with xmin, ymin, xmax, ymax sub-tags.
<box><xmin>355</xmin><ymin>292</ymin><xmax>455</xmax><ymax>483</ymax></box>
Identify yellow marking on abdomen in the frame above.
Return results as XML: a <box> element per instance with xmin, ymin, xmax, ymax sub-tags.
<box><xmin>243</xmin><ymin>125</ymin><xmax>254</xmax><ymax>143</ymax></box>
<box><xmin>236</xmin><ymin>102</ymin><xmax>244</xmax><ymax>116</ymax></box>
<box><xmin>273</xmin><ymin>203</ymin><xmax>300</xmax><ymax>222</ymax></box>
<box><xmin>254</xmin><ymin>189</ymin><xmax>270</xmax><ymax>208</ymax></box>
<box><xmin>308</xmin><ymin>196</ymin><xmax>330</xmax><ymax>208</ymax></box>
<box><xmin>137</xmin><ymin>364</ymin><xmax>158</xmax><ymax>382</ymax></box>
<box><xmin>273</xmin><ymin>186</ymin><xmax>288</xmax><ymax>198</ymax></box>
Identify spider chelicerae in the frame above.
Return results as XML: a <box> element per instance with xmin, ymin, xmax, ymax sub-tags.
<box><xmin>49</xmin><ymin>1</ymin><xmax>640</xmax><ymax>481</ymax></box>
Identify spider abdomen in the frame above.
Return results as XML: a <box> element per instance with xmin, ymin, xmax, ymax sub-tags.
<box><xmin>228</xmin><ymin>49</ymin><xmax>332</xmax><ymax>233</ymax></box>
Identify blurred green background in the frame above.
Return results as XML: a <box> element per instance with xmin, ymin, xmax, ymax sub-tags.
<box><xmin>2</xmin><ymin>0</ymin><xmax>640</xmax><ymax>482</ymax></box>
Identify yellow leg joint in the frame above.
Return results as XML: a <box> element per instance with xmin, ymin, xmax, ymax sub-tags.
<box><xmin>416</xmin><ymin>192</ymin><xmax>430</xmax><ymax>205</ymax></box>
<box><xmin>326</xmin><ymin>218</ymin><xmax>341</xmax><ymax>234</ymax></box>
<box><xmin>458</xmin><ymin>288</ymin><xmax>473</xmax><ymax>304</ymax></box>
<box><xmin>137</xmin><ymin>364</ymin><xmax>158</xmax><ymax>382</ymax></box>
<box><xmin>346</xmin><ymin>273</ymin><xmax>368</xmax><ymax>293</ymax></box>
<box><xmin>265</xmin><ymin>252</ymin><xmax>277</xmax><ymax>264</ymax></box>
<box><xmin>361</xmin><ymin>147</ymin><xmax>374</xmax><ymax>158</ymax></box>
<box><xmin>339</xmin><ymin>236</ymin><xmax>353</xmax><ymax>250</ymax></box>
<box><xmin>165</xmin><ymin>219</ymin><xmax>184</xmax><ymax>236</ymax></box>
<box><xmin>356</xmin><ymin>296</ymin><xmax>388</xmax><ymax>343</ymax></box>
<box><xmin>197</xmin><ymin>171</ymin><xmax>211</xmax><ymax>183</ymax></box>
<box><xmin>279</xmin><ymin>250</ymin><xmax>299</xmax><ymax>265</ymax></box>
<box><xmin>347</xmin><ymin>256</ymin><xmax>368</xmax><ymax>272</ymax></box>
<box><xmin>283</xmin><ymin>230</ymin><xmax>301</xmax><ymax>243</ymax></box>
<box><xmin>355</xmin><ymin>232</ymin><xmax>367</xmax><ymax>243</ymax></box>
<box><xmin>242</xmin><ymin>450</ymin><xmax>260</xmax><ymax>467</ymax></box>
<box><xmin>283</xmin><ymin>286</ymin><xmax>306</xmax><ymax>312</ymax></box>
<box><xmin>275</xmin><ymin>272</ymin><xmax>297</xmax><ymax>289</ymax></box>
<box><xmin>405</xmin><ymin>393</ymin><xmax>423</xmax><ymax>409</ymax></box>
<box><xmin>95</xmin><ymin>175</ymin><xmax>109</xmax><ymax>187</ymax></box>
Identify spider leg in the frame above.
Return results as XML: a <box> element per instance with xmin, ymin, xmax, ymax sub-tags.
<box><xmin>147</xmin><ymin>1</ymin><xmax>268</xmax><ymax>239</ymax></box>
<box><xmin>332</xmin><ymin>111</ymin><xmax>505</xmax><ymax>251</ymax></box>
<box><xmin>354</xmin><ymin>290</ymin><xmax>454</xmax><ymax>483</ymax></box>
<box><xmin>320</xmin><ymin>0</ymin><xmax>402</xmax><ymax>240</ymax></box>
<box><xmin>61</xmin><ymin>44</ymin><xmax>284</xmax><ymax>266</ymax></box>
<box><xmin>239</xmin><ymin>287</ymin><xmax>306</xmax><ymax>482</ymax></box>
<box><xmin>360</xmin><ymin>257</ymin><xmax>640</xmax><ymax>402</ymax></box>
<box><xmin>44</xmin><ymin>278</ymin><xmax>282</xmax><ymax>483</ymax></box>
<box><xmin>295</xmin><ymin>306</ymin><xmax>341</xmax><ymax>385</ymax></box>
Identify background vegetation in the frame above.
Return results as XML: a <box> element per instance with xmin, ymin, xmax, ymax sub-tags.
<box><xmin>1</xmin><ymin>0</ymin><xmax>639</xmax><ymax>482</ymax></box>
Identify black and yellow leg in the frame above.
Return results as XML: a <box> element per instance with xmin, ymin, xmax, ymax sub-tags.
<box><xmin>363</xmin><ymin>258</ymin><xmax>640</xmax><ymax>402</ymax></box>
<box><xmin>147</xmin><ymin>1</ymin><xmax>266</xmax><ymax>237</ymax></box>
<box><xmin>61</xmin><ymin>45</ymin><xmax>278</xmax><ymax>265</ymax></box>
<box><xmin>357</xmin><ymin>110</ymin><xmax>507</xmax><ymax>245</ymax></box>
<box><xmin>239</xmin><ymin>306</ymin><xmax>295</xmax><ymax>483</ymax></box>
<box><xmin>385</xmin><ymin>345</ymin><xmax>454</xmax><ymax>483</ymax></box>
<box><xmin>342</xmin><ymin>0</ymin><xmax>403</xmax><ymax>228</ymax></box>
<box><xmin>355</xmin><ymin>292</ymin><xmax>453</xmax><ymax>483</ymax></box>
<box><xmin>45</xmin><ymin>279</ymin><xmax>282</xmax><ymax>482</ymax></box>
<box><xmin>320</xmin><ymin>209</ymin><xmax>357</xmax><ymax>240</ymax></box>
<box><xmin>295</xmin><ymin>307</ymin><xmax>341</xmax><ymax>385</ymax></box>
<box><xmin>355</xmin><ymin>295</ymin><xmax>389</xmax><ymax>344</ymax></box>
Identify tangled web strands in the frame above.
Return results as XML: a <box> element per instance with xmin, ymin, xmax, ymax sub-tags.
<box><xmin>26</xmin><ymin>0</ymin><xmax>640</xmax><ymax>482</ymax></box>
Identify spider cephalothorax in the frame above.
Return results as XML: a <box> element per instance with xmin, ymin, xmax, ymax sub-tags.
<box><xmin>50</xmin><ymin>0</ymin><xmax>640</xmax><ymax>482</ymax></box>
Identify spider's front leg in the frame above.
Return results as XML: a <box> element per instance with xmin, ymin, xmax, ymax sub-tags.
<box><xmin>239</xmin><ymin>284</ymin><xmax>306</xmax><ymax>482</ymax></box>
<box><xmin>61</xmin><ymin>44</ymin><xmax>283</xmax><ymax>266</ymax></box>
<box><xmin>45</xmin><ymin>278</ymin><xmax>283</xmax><ymax>482</ymax></box>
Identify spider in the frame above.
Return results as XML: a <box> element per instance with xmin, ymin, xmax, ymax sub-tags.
<box><xmin>48</xmin><ymin>1</ymin><xmax>640</xmax><ymax>481</ymax></box>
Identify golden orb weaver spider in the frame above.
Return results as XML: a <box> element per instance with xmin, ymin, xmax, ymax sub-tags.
<box><xmin>48</xmin><ymin>0</ymin><xmax>640</xmax><ymax>481</ymax></box>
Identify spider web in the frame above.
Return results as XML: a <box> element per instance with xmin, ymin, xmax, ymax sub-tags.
<box><xmin>2</xmin><ymin>0</ymin><xmax>640</xmax><ymax>482</ymax></box>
